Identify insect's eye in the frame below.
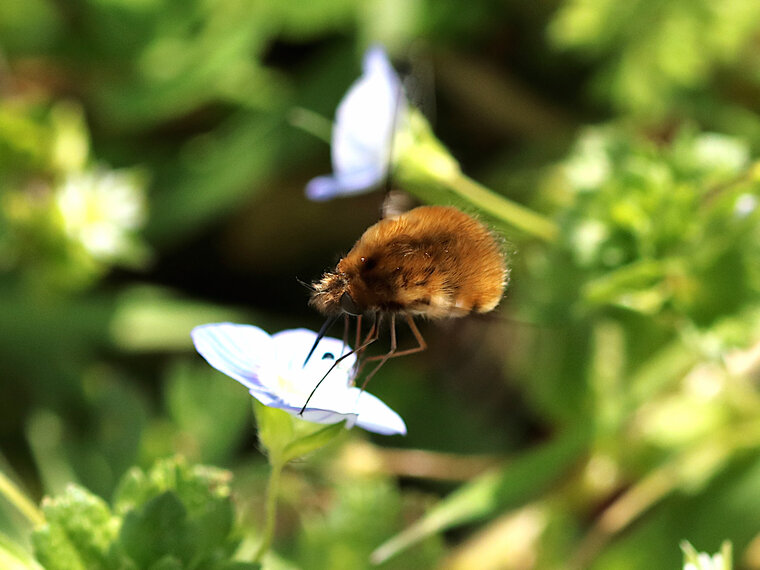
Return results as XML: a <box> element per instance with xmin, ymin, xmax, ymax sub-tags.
<box><xmin>360</xmin><ymin>256</ymin><xmax>377</xmax><ymax>271</ymax></box>
<box><xmin>340</xmin><ymin>292</ymin><xmax>362</xmax><ymax>316</ymax></box>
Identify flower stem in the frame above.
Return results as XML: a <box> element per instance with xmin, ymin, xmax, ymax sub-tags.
<box><xmin>253</xmin><ymin>457</ymin><xmax>284</xmax><ymax>563</ymax></box>
<box><xmin>0</xmin><ymin>469</ymin><xmax>44</xmax><ymax>526</ymax></box>
<box><xmin>448</xmin><ymin>172</ymin><xmax>558</xmax><ymax>242</ymax></box>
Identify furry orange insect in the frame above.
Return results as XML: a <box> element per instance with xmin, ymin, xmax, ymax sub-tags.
<box><xmin>301</xmin><ymin>204</ymin><xmax>508</xmax><ymax>412</ymax></box>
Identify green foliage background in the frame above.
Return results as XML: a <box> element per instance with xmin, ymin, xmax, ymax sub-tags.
<box><xmin>1</xmin><ymin>0</ymin><xmax>760</xmax><ymax>568</ymax></box>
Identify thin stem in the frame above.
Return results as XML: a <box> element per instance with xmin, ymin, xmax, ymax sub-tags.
<box><xmin>287</xmin><ymin>107</ymin><xmax>333</xmax><ymax>143</ymax></box>
<box><xmin>448</xmin><ymin>172</ymin><xmax>558</xmax><ymax>242</ymax></box>
<box><xmin>0</xmin><ymin>469</ymin><xmax>44</xmax><ymax>526</ymax></box>
<box><xmin>253</xmin><ymin>458</ymin><xmax>284</xmax><ymax>564</ymax></box>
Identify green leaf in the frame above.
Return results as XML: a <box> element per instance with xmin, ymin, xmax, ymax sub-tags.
<box><xmin>118</xmin><ymin>492</ymin><xmax>190</xmax><ymax>568</ymax></box>
<box><xmin>147</xmin><ymin>556</ymin><xmax>183</xmax><ymax>570</ymax></box>
<box><xmin>185</xmin><ymin>496</ymin><xmax>234</xmax><ymax>561</ymax></box>
<box><xmin>372</xmin><ymin>426</ymin><xmax>591</xmax><ymax>564</ymax></box>
<box><xmin>112</xmin><ymin>458</ymin><xmax>231</xmax><ymax>518</ymax></box>
<box><xmin>32</xmin><ymin>485</ymin><xmax>118</xmax><ymax>570</ymax></box>
<box><xmin>165</xmin><ymin>360</ymin><xmax>250</xmax><ymax>464</ymax></box>
<box><xmin>281</xmin><ymin>421</ymin><xmax>346</xmax><ymax>463</ymax></box>
<box><xmin>112</xmin><ymin>458</ymin><xmax>237</xmax><ymax>566</ymax></box>
<box><xmin>110</xmin><ymin>285</ymin><xmax>247</xmax><ymax>352</ymax></box>
<box><xmin>147</xmin><ymin>114</ymin><xmax>282</xmax><ymax>246</ymax></box>
<box><xmin>31</xmin><ymin>525</ymin><xmax>86</xmax><ymax>570</ymax></box>
<box><xmin>252</xmin><ymin>401</ymin><xmax>294</xmax><ymax>458</ymax></box>
<box><xmin>297</xmin><ymin>479</ymin><xmax>441</xmax><ymax>570</ymax></box>
<box><xmin>0</xmin><ymin>531</ymin><xmax>44</xmax><ymax>570</ymax></box>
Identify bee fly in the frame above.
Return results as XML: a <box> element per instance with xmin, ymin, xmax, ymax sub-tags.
<box><xmin>300</xmin><ymin>204</ymin><xmax>508</xmax><ymax>413</ymax></box>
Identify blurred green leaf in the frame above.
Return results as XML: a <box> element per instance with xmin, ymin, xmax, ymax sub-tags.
<box><xmin>372</xmin><ymin>426</ymin><xmax>590</xmax><ymax>563</ymax></box>
<box><xmin>282</xmin><ymin>422</ymin><xmax>346</xmax><ymax>464</ymax></box>
<box><xmin>32</xmin><ymin>485</ymin><xmax>118</xmax><ymax>570</ymax></box>
<box><xmin>0</xmin><ymin>531</ymin><xmax>44</xmax><ymax>570</ymax></box>
<box><xmin>252</xmin><ymin>401</ymin><xmax>294</xmax><ymax>461</ymax></box>
<box><xmin>165</xmin><ymin>360</ymin><xmax>251</xmax><ymax>464</ymax></box>
<box><xmin>28</xmin><ymin>458</ymin><xmax>242</xmax><ymax>569</ymax></box>
<box><xmin>147</xmin><ymin>557</ymin><xmax>183</xmax><ymax>570</ymax></box>
<box><xmin>549</xmin><ymin>0</ymin><xmax>760</xmax><ymax>116</ymax></box>
<box><xmin>119</xmin><ymin>492</ymin><xmax>189</xmax><ymax>568</ymax></box>
<box><xmin>113</xmin><ymin>458</ymin><xmax>231</xmax><ymax>518</ymax></box>
<box><xmin>146</xmin><ymin>113</ymin><xmax>283</xmax><ymax>245</ymax></box>
<box><xmin>298</xmin><ymin>478</ymin><xmax>441</xmax><ymax>570</ymax></box>
<box><xmin>591</xmin><ymin>454</ymin><xmax>760</xmax><ymax>569</ymax></box>
<box><xmin>109</xmin><ymin>286</ymin><xmax>247</xmax><ymax>352</ymax></box>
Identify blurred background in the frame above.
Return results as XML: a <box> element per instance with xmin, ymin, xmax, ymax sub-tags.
<box><xmin>2</xmin><ymin>0</ymin><xmax>760</xmax><ymax>568</ymax></box>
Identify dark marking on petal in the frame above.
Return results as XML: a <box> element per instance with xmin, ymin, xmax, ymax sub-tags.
<box><xmin>322</xmin><ymin>352</ymin><xmax>335</xmax><ymax>360</ymax></box>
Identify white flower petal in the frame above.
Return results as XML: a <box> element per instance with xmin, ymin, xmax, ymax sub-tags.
<box><xmin>350</xmin><ymin>388</ymin><xmax>407</xmax><ymax>435</ymax></box>
<box><xmin>193</xmin><ymin>324</ymin><xmax>406</xmax><ymax>435</ymax></box>
<box><xmin>333</xmin><ymin>47</ymin><xmax>404</xmax><ymax>175</ymax></box>
<box><xmin>305</xmin><ymin>166</ymin><xmax>385</xmax><ymax>201</ymax></box>
<box><xmin>275</xmin><ymin>401</ymin><xmax>359</xmax><ymax>426</ymax></box>
<box><xmin>269</xmin><ymin>328</ymin><xmax>355</xmax><ymax>392</ymax></box>
<box><xmin>191</xmin><ymin>323</ymin><xmax>273</xmax><ymax>390</ymax></box>
<box><xmin>305</xmin><ymin>46</ymin><xmax>408</xmax><ymax>201</ymax></box>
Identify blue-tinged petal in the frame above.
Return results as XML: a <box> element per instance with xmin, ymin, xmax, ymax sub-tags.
<box><xmin>350</xmin><ymin>388</ymin><xmax>407</xmax><ymax>435</ymax></box>
<box><xmin>191</xmin><ymin>323</ymin><xmax>273</xmax><ymax>390</ymax></box>
<box><xmin>193</xmin><ymin>324</ymin><xmax>406</xmax><ymax>435</ymax></box>
<box><xmin>305</xmin><ymin>46</ymin><xmax>408</xmax><ymax>201</ymax></box>
<box><xmin>305</xmin><ymin>166</ymin><xmax>384</xmax><ymax>201</ymax></box>
<box><xmin>332</xmin><ymin>47</ymin><xmax>405</xmax><ymax>176</ymax></box>
<box><xmin>247</xmin><ymin>387</ymin><xmax>281</xmax><ymax>408</ymax></box>
<box><xmin>267</xmin><ymin>399</ymin><xmax>359</xmax><ymax>427</ymax></box>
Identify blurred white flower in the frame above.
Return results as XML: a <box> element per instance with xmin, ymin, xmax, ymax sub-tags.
<box><xmin>682</xmin><ymin>541</ymin><xmax>732</xmax><ymax>570</ymax></box>
<box><xmin>306</xmin><ymin>45</ymin><xmax>409</xmax><ymax>201</ymax></box>
<box><xmin>563</xmin><ymin>129</ymin><xmax>612</xmax><ymax>191</ymax></box>
<box><xmin>734</xmin><ymin>193</ymin><xmax>757</xmax><ymax>218</ymax></box>
<box><xmin>191</xmin><ymin>323</ymin><xmax>406</xmax><ymax>436</ymax></box>
<box><xmin>55</xmin><ymin>169</ymin><xmax>146</xmax><ymax>263</ymax></box>
<box><xmin>693</xmin><ymin>133</ymin><xmax>749</xmax><ymax>176</ymax></box>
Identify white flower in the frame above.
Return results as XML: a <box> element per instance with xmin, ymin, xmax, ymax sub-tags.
<box><xmin>191</xmin><ymin>323</ymin><xmax>406</xmax><ymax>436</ymax></box>
<box><xmin>306</xmin><ymin>46</ymin><xmax>408</xmax><ymax>201</ymax></box>
<box><xmin>55</xmin><ymin>169</ymin><xmax>146</xmax><ymax>262</ymax></box>
<box><xmin>681</xmin><ymin>541</ymin><xmax>731</xmax><ymax>570</ymax></box>
<box><xmin>684</xmin><ymin>552</ymin><xmax>725</xmax><ymax>570</ymax></box>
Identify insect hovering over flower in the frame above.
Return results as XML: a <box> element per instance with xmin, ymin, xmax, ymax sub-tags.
<box><xmin>300</xmin><ymin>203</ymin><xmax>509</xmax><ymax>412</ymax></box>
<box><xmin>299</xmin><ymin>46</ymin><xmax>509</xmax><ymax>413</ymax></box>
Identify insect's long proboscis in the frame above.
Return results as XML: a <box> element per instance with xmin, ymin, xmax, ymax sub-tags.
<box><xmin>299</xmin><ymin>313</ymin><xmax>380</xmax><ymax>415</ymax></box>
<box><xmin>303</xmin><ymin>314</ymin><xmax>339</xmax><ymax>367</ymax></box>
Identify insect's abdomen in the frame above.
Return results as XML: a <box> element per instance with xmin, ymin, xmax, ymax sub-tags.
<box><xmin>340</xmin><ymin>206</ymin><xmax>509</xmax><ymax>318</ymax></box>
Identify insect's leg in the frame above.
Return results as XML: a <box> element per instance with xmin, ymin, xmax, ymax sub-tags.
<box><xmin>341</xmin><ymin>313</ymin><xmax>350</xmax><ymax>356</ymax></box>
<box><xmin>354</xmin><ymin>314</ymin><xmax>362</xmax><ymax>352</ymax></box>
<box><xmin>357</xmin><ymin>314</ymin><xmax>428</xmax><ymax>390</ymax></box>
<box><xmin>358</xmin><ymin>313</ymin><xmax>397</xmax><ymax>391</ymax></box>
<box><xmin>355</xmin><ymin>312</ymin><xmax>381</xmax><ymax>361</ymax></box>
<box><xmin>400</xmin><ymin>314</ymin><xmax>427</xmax><ymax>356</ymax></box>
<box><xmin>299</xmin><ymin>314</ymin><xmax>380</xmax><ymax>415</ymax></box>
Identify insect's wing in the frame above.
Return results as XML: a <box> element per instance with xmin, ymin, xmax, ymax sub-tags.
<box><xmin>381</xmin><ymin>189</ymin><xmax>418</xmax><ymax>219</ymax></box>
